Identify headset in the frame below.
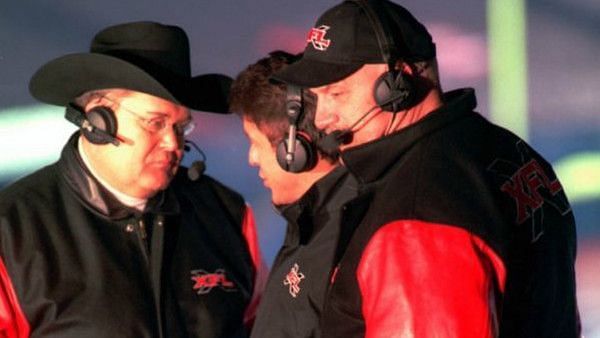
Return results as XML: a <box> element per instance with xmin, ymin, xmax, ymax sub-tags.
<box><xmin>65</xmin><ymin>103</ymin><xmax>120</xmax><ymax>146</ymax></box>
<box><xmin>184</xmin><ymin>139</ymin><xmax>207</xmax><ymax>180</ymax></box>
<box><xmin>65</xmin><ymin>102</ymin><xmax>207</xmax><ymax>180</ymax></box>
<box><xmin>352</xmin><ymin>0</ymin><xmax>416</xmax><ymax>113</ymax></box>
<box><xmin>275</xmin><ymin>84</ymin><xmax>318</xmax><ymax>173</ymax></box>
<box><xmin>281</xmin><ymin>0</ymin><xmax>421</xmax><ymax>168</ymax></box>
<box><xmin>314</xmin><ymin>0</ymin><xmax>421</xmax><ymax>159</ymax></box>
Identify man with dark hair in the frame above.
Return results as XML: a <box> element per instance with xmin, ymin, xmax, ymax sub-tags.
<box><xmin>230</xmin><ymin>51</ymin><xmax>358</xmax><ymax>337</ymax></box>
<box><xmin>271</xmin><ymin>1</ymin><xmax>581</xmax><ymax>337</ymax></box>
<box><xmin>0</xmin><ymin>21</ymin><xmax>265</xmax><ymax>337</ymax></box>
<box><xmin>230</xmin><ymin>51</ymin><xmax>338</xmax><ymax>205</ymax></box>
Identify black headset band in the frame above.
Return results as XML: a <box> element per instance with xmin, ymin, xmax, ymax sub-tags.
<box><xmin>350</xmin><ymin>0</ymin><xmax>398</xmax><ymax>70</ymax></box>
<box><xmin>286</xmin><ymin>84</ymin><xmax>303</xmax><ymax>124</ymax></box>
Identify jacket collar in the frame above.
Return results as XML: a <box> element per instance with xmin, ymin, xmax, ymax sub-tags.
<box><xmin>341</xmin><ymin>88</ymin><xmax>477</xmax><ymax>185</ymax></box>
<box><xmin>277</xmin><ymin>165</ymin><xmax>356</xmax><ymax>244</ymax></box>
<box><xmin>58</xmin><ymin>132</ymin><xmax>180</xmax><ymax>220</ymax></box>
<box><xmin>277</xmin><ymin>166</ymin><xmax>347</xmax><ymax>218</ymax></box>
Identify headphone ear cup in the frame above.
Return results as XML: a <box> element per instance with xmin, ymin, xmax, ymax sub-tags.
<box><xmin>373</xmin><ymin>71</ymin><xmax>393</xmax><ymax>110</ymax></box>
<box><xmin>276</xmin><ymin>133</ymin><xmax>317</xmax><ymax>173</ymax></box>
<box><xmin>82</xmin><ymin>106</ymin><xmax>118</xmax><ymax>145</ymax></box>
<box><xmin>373</xmin><ymin>71</ymin><xmax>414</xmax><ymax>113</ymax></box>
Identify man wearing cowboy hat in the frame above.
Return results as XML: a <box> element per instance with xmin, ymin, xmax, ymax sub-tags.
<box><xmin>0</xmin><ymin>21</ymin><xmax>266</xmax><ymax>337</ymax></box>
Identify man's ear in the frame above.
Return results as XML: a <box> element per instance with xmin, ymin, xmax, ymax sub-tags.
<box><xmin>393</xmin><ymin>60</ymin><xmax>414</xmax><ymax>75</ymax></box>
<box><xmin>81</xmin><ymin>94</ymin><xmax>103</xmax><ymax>114</ymax></box>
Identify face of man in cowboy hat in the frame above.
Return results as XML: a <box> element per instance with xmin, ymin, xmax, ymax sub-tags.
<box><xmin>28</xmin><ymin>21</ymin><xmax>233</xmax><ymax>199</ymax></box>
<box><xmin>80</xmin><ymin>89</ymin><xmax>191</xmax><ymax>198</ymax></box>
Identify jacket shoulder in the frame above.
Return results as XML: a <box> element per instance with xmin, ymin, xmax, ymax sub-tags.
<box><xmin>0</xmin><ymin>164</ymin><xmax>59</xmax><ymax>213</ymax></box>
<box><xmin>172</xmin><ymin>169</ymin><xmax>246</xmax><ymax>223</ymax></box>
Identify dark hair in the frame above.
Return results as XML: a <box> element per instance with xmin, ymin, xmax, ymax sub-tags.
<box><xmin>229</xmin><ymin>51</ymin><xmax>321</xmax><ymax>147</ymax></box>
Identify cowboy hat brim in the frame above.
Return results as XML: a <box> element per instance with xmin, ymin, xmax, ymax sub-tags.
<box><xmin>29</xmin><ymin>53</ymin><xmax>231</xmax><ymax>113</ymax></box>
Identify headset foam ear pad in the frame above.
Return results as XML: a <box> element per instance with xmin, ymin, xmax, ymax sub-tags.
<box><xmin>82</xmin><ymin>106</ymin><xmax>118</xmax><ymax>145</ymax></box>
<box><xmin>276</xmin><ymin>133</ymin><xmax>317</xmax><ymax>173</ymax></box>
<box><xmin>373</xmin><ymin>71</ymin><xmax>413</xmax><ymax>113</ymax></box>
<box><xmin>374</xmin><ymin>71</ymin><xmax>393</xmax><ymax>110</ymax></box>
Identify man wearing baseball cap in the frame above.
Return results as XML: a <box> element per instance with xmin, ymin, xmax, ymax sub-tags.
<box><xmin>273</xmin><ymin>0</ymin><xmax>580</xmax><ymax>337</ymax></box>
<box><xmin>229</xmin><ymin>51</ymin><xmax>353</xmax><ymax>338</ymax></box>
<box><xmin>0</xmin><ymin>21</ymin><xmax>266</xmax><ymax>337</ymax></box>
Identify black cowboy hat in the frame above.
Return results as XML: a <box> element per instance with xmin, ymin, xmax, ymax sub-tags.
<box><xmin>29</xmin><ymin>21</ymin><xmax>231</xmax><ymax>113</ymax></box>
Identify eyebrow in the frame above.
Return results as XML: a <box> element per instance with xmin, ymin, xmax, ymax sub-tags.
<box><xmin>316</xmin><ymin>83</ymin><xmax>344</xmax><ymax>94</ymax></box>
<box><xmin>144</xmin><ymin>111</ymin><xmax>169</xmax><ymax>118</ymax></box>
<box><xmin>144</xmin><ymin>111</ymin><xmax>193</xmax><ymax>123</ymax></box>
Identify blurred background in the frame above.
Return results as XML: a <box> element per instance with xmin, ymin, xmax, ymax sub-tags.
<box><xmin>1</xmin><ymin>0</ymin><xmax>598</xmax><ymax>335</ymax></box>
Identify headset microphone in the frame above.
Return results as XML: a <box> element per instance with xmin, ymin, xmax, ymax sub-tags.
<box><xmin>184</xmin><ymin>140</ymin><xmax>207</xmax><ymax>181</ymax></box>
<box><xmin>316</xmin><ymin>90</ymin><xmax>406</xmax><ymax>157</ymax></box>
<box><xmin>317</xmin><ymin>130</ymin><xmax>351</xmax><ymax>158</ymax></box>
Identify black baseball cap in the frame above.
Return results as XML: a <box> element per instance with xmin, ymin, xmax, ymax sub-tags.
<box><xmin>272</xmin><ymin>0</ymin><xmax>436</xmax><ymax>88</ymax></box>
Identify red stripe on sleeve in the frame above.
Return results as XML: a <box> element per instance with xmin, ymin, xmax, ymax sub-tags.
<box><xmin>0</xmin><ymin>257</ymin><xmax>30</xmax><ymax>337</ymax></box>
<box><xmin>357</xmin><ymin>220</ymin><xmax>505</xmax><ymax>338</ymax></box>
<box><xmin>241</xmin><ymin>204</ymin><xmax>269</xmax><ymax>328</ymax></box>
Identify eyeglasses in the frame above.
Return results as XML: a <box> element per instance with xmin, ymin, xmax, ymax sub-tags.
<box><xmin>99</xmin><ymin>94</ymin><xmax>196</xmax><ymax>137</ymax></box>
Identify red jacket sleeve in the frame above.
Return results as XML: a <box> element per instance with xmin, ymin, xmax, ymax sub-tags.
<box><xmin>0</xmin><ymin>258</ymin><xmax>30</xmax><ymax>338</ymax></box>
<box><xmin>240</xmin><ymin>204</ymin><xmax>269</xmax><ymax>328</ymax></box>
<box><xmin>357</xmin><ymin>220</ymin><xmax>506</xmax><ymax>338</ymax></box>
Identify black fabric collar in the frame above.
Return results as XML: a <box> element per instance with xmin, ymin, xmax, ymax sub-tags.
<box><xmin>58</xmin><ymin>132</ymin><xmax>180</xmax><ymax>220</ymax></box>
<box><xmin>277</xmin><ymin>165</ymin><xmax>348</xmax><ymax>222</ymax></box>
<box><xmin>341</xmin><ymin>88</ymin><xmax>477</xmax><ymax>185</ymax></box>
<box><xmin>276</xmin><ymin>165</ymin><xmax>356</xmax><ymax>244</ymax></box>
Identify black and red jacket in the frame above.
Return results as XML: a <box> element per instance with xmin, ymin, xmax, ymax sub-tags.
<box><xmin>321</xmin><ymin>89</ymin><xmax>580</xmax><ymax>337</ymax></box>
<box><xmin>0</xmin><ymin>133</ymin><xmax>266</xmax><ymax>338</ymax></box>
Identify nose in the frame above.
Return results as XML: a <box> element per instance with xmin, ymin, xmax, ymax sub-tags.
<box><xmin>313</xmin><ymin>95</ymin><xmax>338</xmax><ymax>131</ymax></box>
<box><xmin>248</xmin><ymin>146</ymin><xmax>258</xmax><ymax>167</ymax></box>
<box><xmin>159</xmin><ymin>127</ymin><xmax>183</xmax><ymax>151</ymax></box>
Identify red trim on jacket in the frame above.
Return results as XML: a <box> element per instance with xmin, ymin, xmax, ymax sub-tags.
<box><xmin>357</xmin><ymin>220</ymin><xmax>506</xmax><ymax>338</ymax></box>
<box><xmin>0</xmin><ymin>258</ymin><xmax>30</xmax><ymax>338</ymax></box>
<box><xmin>241</xmin><ymin>204</ymin><xmax>268</xmax><ymax>328</ymax></box>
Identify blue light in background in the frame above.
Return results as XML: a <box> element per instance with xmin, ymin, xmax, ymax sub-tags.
<box><xmin>0</xmin><ymin>105</ymin><xmax>76</xmax><ymax>179</ymax></box>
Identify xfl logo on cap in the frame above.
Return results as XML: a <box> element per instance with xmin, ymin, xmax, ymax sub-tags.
<box><xmin>307</xmin><ymin>25</ymin><xmax>331</xmax><ymax>51</ymax></box>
